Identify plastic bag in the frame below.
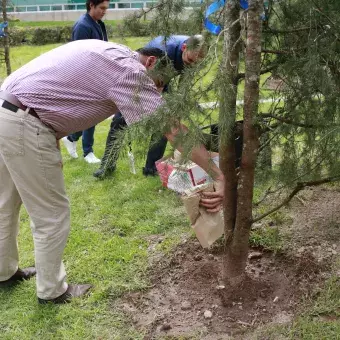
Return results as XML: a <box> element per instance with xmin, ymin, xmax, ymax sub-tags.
<box><xmin>128</xmin><ymin>150</ymin><xmax>136</xmax><ymax>175</ymax></box>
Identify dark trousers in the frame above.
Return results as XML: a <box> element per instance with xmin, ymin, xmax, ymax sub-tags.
<box><xmin>203</xmin><ymin>122</ymin><xmax>272</xmax><ymax>169</ymax></box>
<box><xmin>203</xmin><ymin>123</ymin><xmax>243</xmax><ymax>168</ymax></box>
<box><xmin>99</xmin><ymin>113</ymin><xmax>167</xmax><ymax>171</ymax></box>
<box><xmin>145</xmin><ymin>135</ymin><xmax>167</xmax><ymax>170</ymax></box>
<box><xmin>100</xmin><ymin>113</ymin><xmax>127</xmax><ymax>170</ymax></box>
<box><xmin>68</xmin><ymin>126</ymin><xmax>96</xmax><ymax>157</ymax></box>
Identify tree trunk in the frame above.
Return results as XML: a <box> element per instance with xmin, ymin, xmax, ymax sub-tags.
<box><xmin>219</xmin><ymin>0</ymin><xmax>241</xmax><ymax>248</ymax></box>
<box><xmin>2</xmin><ymin>0</ymin><xmax>11</xmax><ymax>76</ymax></box>
<box><xmin>224</xmin><ymin>0</ymin><xmax>263</xmax><ymax>285</ymax></box>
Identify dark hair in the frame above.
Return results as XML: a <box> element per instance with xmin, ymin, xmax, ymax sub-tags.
<box><xmin>136</xmin><ymin>47</ymin><xmax>171</xmax><ymax>68</ymax></box>
<box><xmin>86</xmin><ymin>0</ymin><xmax>109</xmax><ymax>12</ymax></box>
<box><xmin>136</xmin><ymin>47</ymin><xmax>176</xmax><ymax>84</ymax></box>
<box><xmin>136</xmin><ymin>47</ymin><xmax>165</xmax><ymax>59</ymax></box>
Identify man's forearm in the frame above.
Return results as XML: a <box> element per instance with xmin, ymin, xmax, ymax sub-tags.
<box><xmin>165</xmin><ymin>124</ymin><xmax>224</xmax><ymax>181</ymax></box>
<box><xmin>188</xmin><ymin>144</ymin><xmax>224</xmax><ymax>181</ymax></box>
<box><xmin>165</xmin><ymin>123</ymin><xmax>225</xmax><ymax>211</ymax></box>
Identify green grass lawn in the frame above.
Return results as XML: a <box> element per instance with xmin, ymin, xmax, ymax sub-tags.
<box><xmin>11</xmin><ymin>20</ymin><xmax>76</xmax><ymax>27</ymax></box>
<box><xmin>0</xmin><ymin>32</ymin><xmax>339</xmax><ymax>340</ymax></box>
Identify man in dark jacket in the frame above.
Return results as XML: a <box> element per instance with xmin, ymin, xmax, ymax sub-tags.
<box><xmin>62</xmin><ymin>0</ymin><xmax>109</xmax><ymax>164</ymax></box>
<box><xmin>93</xmin><ymin>34</ymin><xmax>207</xmax><ymax>178</ymax></box>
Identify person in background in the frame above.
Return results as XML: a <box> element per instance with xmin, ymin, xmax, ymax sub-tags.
<box><xmin>62</xmin><ymin>0</ymin><xmax>109</xmax><ymax>164</ymax></box>
<box><xmin>93</xmin><ymin>34</ymin><xmax>207</xmax><ymax>178</ymax></box>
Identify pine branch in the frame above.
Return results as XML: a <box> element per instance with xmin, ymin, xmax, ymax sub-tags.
<box><xmin>262</xmin><ymin>49</ymin><xmax>292</xmax><ymax>55</ymax></box>
<box><xmin>252</xmin><ymin>176</ymin><xmax>340</xmax><ymax>223</ymax></box>
<box><xmin>261</xmin><ymin>113</ymin><xmax>338</xmax><ymax>129</ymax></box>
<box><xmin>263</xmin><ymin>27</ymin><xmax>318</xmax><ymax>34</ymax></box>
<box><xmin>254</xmin><ymin>152</ymin><xmax>329</xmax><ymax>207</ymax></box>
<box><xmin>237</xmin><ymin>64</ymin><xmax>278</xmax><ymax>81</ymax></box>
<box><xmin>311</xmin><ymin>0</ymin><xmax>336</xmax><ymax>27</ymax></box>
<box><xmin>131</xmin><ymin>1</ymin><xmax>165</xmax><ymax>19</ymax></box>
<box><xmin>253</xmin><ymin>185</ymin><xmax>273</xmax><ymax>208</ymax></box>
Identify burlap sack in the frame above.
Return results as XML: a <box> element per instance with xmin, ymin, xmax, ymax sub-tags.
<box><xmin>182</xmin><ymin>183</ymin><xmax>224</xmax><ymax>248</ymax></box>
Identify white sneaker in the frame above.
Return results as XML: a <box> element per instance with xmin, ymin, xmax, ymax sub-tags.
<box><xmin>62</xmin><ymin>137</ymin><xmax>78</xmax><ymax>159</ymax></box>
<box><xmin>84</xmin><ymin>152</ymin><xmax>101</xmax><ymax>164</ymax></box>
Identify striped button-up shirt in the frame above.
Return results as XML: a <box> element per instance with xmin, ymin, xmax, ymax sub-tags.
<box><xmin>1</xmin><ymin>40</ymin><xmax>164</xmax><ymax>139</ymax></box>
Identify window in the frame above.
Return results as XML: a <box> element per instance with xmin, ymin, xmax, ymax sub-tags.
<box><xmin>51</xmin><ymin>5</ymin><xmax>62</xmax><ymax>11</ymax></box>
<box><xmin>64</xmin><ymin>4</ymin><xmax>76</xmax><ymax>10</ymax></box>
<box><xmin>76</xmin><ymin>4</ymin><xmax>86</xmax><ymax>10</ymax></box>
<box><xmin>131</xmin><ymin>2</ymin><xmax>143</xmax><ymax>8</ymax></box>
<box><xmin>15</xmin><ymin>6</ymin><xmax>27</xmax><ymax>12</ymax></box>
<box><xmin>39</xmin><ymin>5</ymin><xmax>51</xmax><ymax>11</ymax></box>
<box><xmin>109</xmin><ymin>3</ymin><xmax>116</xmax><ymax>8</ymax></box>
<box><xmin>27</xmin><ymin>6</ymin><xmax>38</xmax><ymax>12</ymax></box>
<box><xmin>118</xmin><ymin>3</ymin><xmax>131</xmax><ymax>8</ymax></box>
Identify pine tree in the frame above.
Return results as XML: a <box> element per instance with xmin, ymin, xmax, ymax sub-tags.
<box><xmin>112</xmin><ymin>0</ymin><xmax>340</xmax><ymax>290</ymax></box>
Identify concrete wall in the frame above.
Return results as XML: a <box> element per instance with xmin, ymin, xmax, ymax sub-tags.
<box><xmin>8</xmin><ymin>8</ymin><xmax>193</xmax><ymax>22</ymax></box>
<box><xmin>8</xmin><ymin>9</ymin><xmax>144</xmax><ymax>21</ymax></box>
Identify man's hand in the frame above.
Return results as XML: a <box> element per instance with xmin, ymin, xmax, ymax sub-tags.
<box><xmin>165</xmin><ymin>123</ymin><xmax>225</xmax><ymax>212</ymax></box>
<box><xmin>200</xmin><ymin>176</ymin><xmax>225</xmax><ymax>212</ymax></box>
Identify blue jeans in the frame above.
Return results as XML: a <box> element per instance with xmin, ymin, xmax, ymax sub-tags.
<box><xmin>68</xmin><ymin>126</ymin><xmax>95</xmax><ymax>157</ymax></box>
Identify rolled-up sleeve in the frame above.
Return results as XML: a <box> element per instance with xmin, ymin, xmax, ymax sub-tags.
<box><xmin>108</xmin><ymin>69</ymin><xmax>165</xmax><ymax>125</ymax></box>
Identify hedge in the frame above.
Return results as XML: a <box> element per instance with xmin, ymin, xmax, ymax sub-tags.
<box><xmin>8</xmin><ymin>24</ymin><xmax>116</xmax><ymax>46</ymax></box>
<box><xmin>7</xmin><ymin>19</ymin><xmax>197</xmax><ymax>46</ymax></box>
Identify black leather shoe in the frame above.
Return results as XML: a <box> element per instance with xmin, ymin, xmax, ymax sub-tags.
<box><xmin>38</xmin><ymin>284</ymin><xmax>92</xmax><ymax>304</ymax></box>
<box><xmin>0</xmin><ymin>267</ymin><xmax>36</xmax><ymax>287</ymax></box>
<box><xmin>142</xmin><ymin>167</ymin><xmax>158</xmax><ymax>177</ymax></box>
<box><xmin>93</xmin><ymin>166</ymin><xmax>116</xmax><ymax>179</ymax></box>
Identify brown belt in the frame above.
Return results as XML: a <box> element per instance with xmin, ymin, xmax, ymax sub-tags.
<box><xmin>0</xmin><ymin>91</ymin><xmax>39</xmax><ymax>119</ymax></box>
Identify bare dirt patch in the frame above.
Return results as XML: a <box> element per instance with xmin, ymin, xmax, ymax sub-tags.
<box><xmin>115</xmin><ymin>240</ymin><xmax>329</xmax><ymax>339</ymax></box>
<box><xmin>113</xmin><ymin>186</ymin><xmax>340</xmax><ymax>339</ymax></box>
<box><xmin>285</xmin><ymin>187</ymin><xmax>340</xmax><ymax>249</ymax></box>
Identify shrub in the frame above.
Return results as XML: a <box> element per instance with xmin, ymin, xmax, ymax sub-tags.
<box><xmin>8</xmin><ymin>27</ymin><xmax>27</xmax><ymax>46</ymax></box>
<box><xmin>30</xmin><ymin>27</ymin><xmax>70</xmax><ymax>45</ymax></box>
<box><xmin>8</xmin><ymin>24</ymin><xmax>119</xmax><ymax>46</ymax></box>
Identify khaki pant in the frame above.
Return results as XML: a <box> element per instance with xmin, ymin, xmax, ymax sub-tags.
<box><xmin>0</xmin><ymin>106</ymin><xmax>69</xmax><ymax>299</ymax></box>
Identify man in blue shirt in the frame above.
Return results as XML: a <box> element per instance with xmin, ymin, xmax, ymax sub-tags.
<box><xmin>93</xmin><ymin>34</ymin><xmax>207</xmax><ymax>178</ymax></box>
<box><xmin>62</xmin><ymin>0</ymin><xmax>109</xmax><ymax>164</ymax></box>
